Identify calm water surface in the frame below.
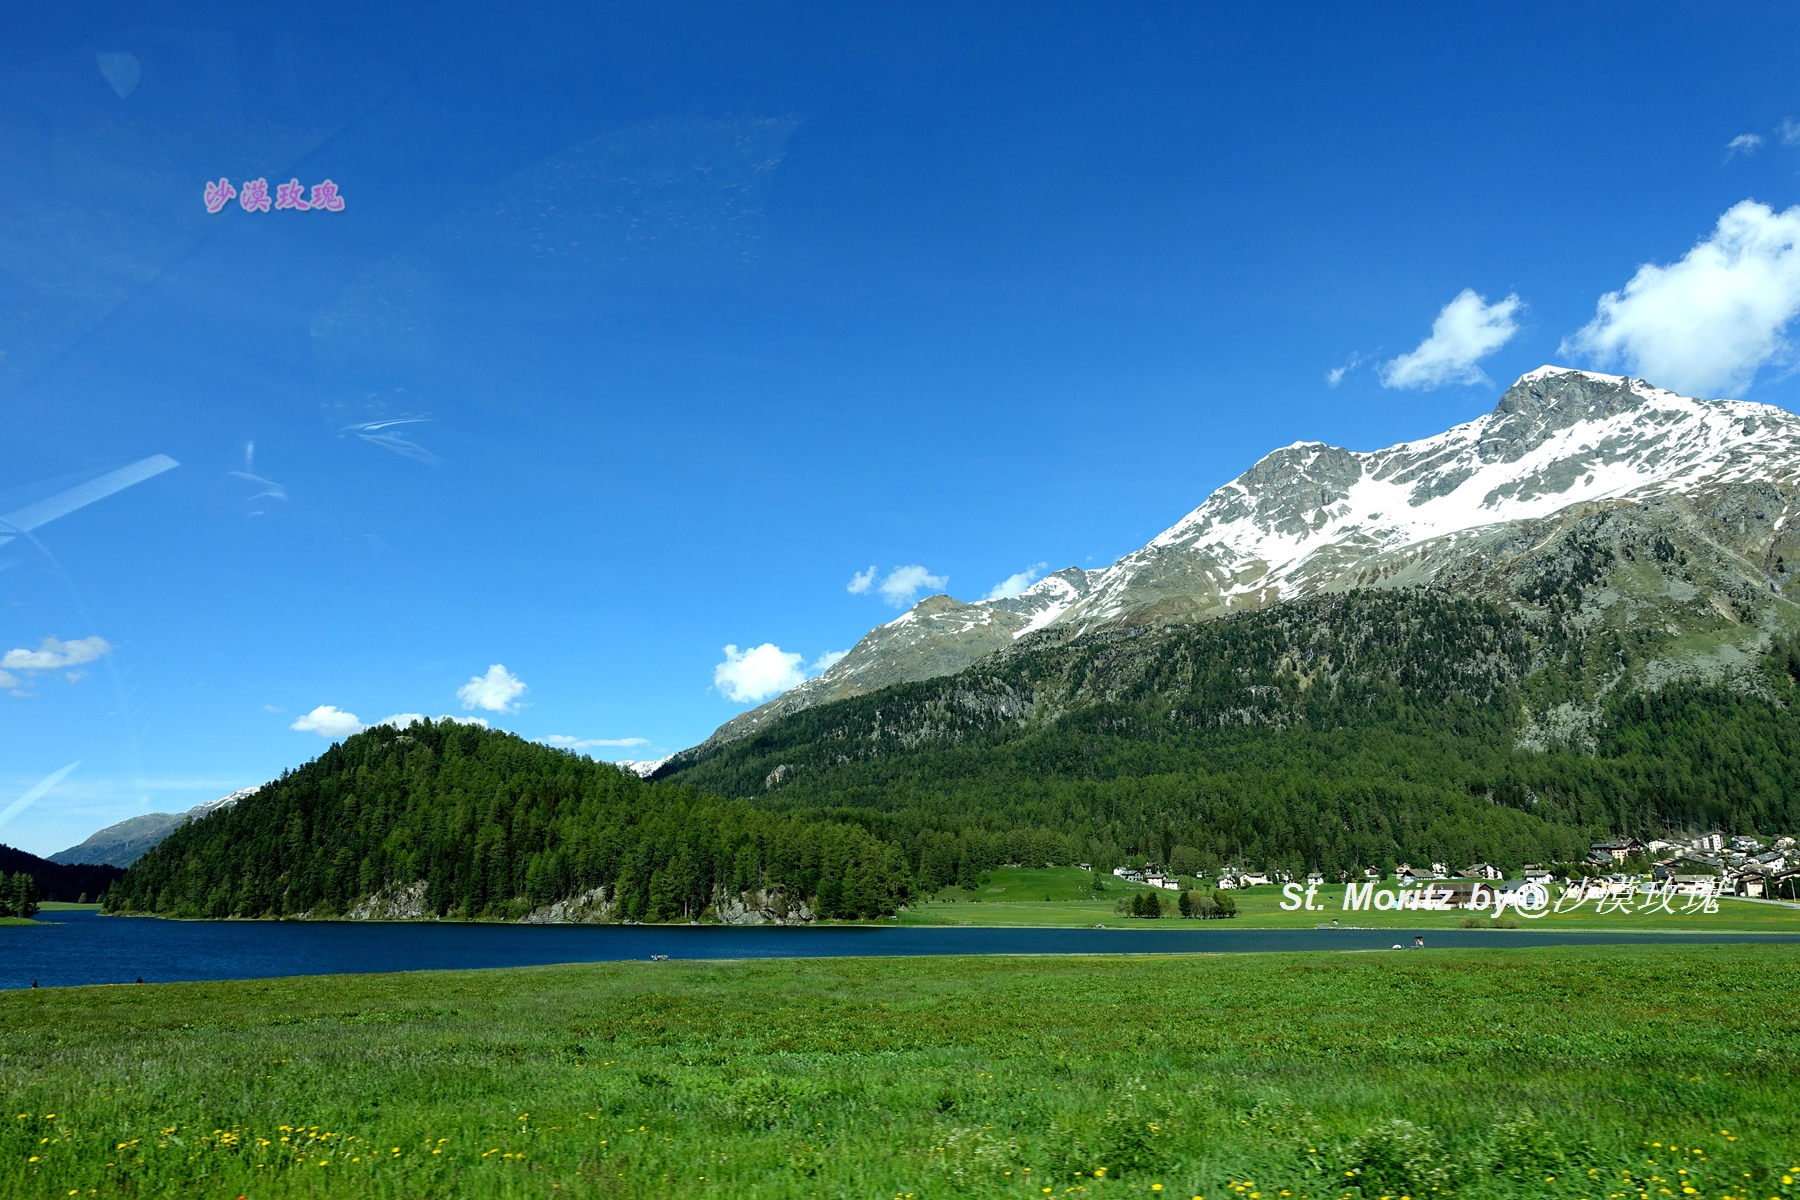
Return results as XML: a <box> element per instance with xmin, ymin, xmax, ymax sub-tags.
<box><xmin>5</xmin><ymin>910</ymin><xmax>1796</xmax><ymax>990</ymax></box>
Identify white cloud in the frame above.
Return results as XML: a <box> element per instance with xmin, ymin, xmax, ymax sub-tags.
<box><xmin>0</xmin><ymin>671</ymin><xmax>18</xmax><ymax>689</ymax></box>
<box><xmin>1378</xmin><ymin>290</ymin><xmax>1523</xmax><ymax>390</ymax></box>
<box><xmin>2</xmin><ymin>635</ymin><xmax>112</xmax><ymax>672</ymax></box>
<box><xmin>541</xmin><ymin>734</ymin><xmax>649</xmax><ymax>749</ymax></box>
<box><xmin>1782</xmin><ymin>117</ymin><xmax>1800</xmax><ymax>147</ymax></box>
<box><xmin>1561</xmin><ymin>200</ymin><xmax>1800</xmax><ymax>396</ymax></box>
<box><xmin>846</xmin><ymin>565</ymin><xmax>877</xmax><ymax>594</ymax></box>
<box><xmin>292</xmin><ymin>708</ymin><xmax>487</xmax><ymax>738</ymax></box>
<box><xmin>1325</xmin><ymin>353</ymin><xmax>1366</xmax><ymax>387</ymax></box>
<box><xmin>877</xmin><ymin>564</ymin><xmax>948</xmax><ymax>608</ymax></box>
<box><xmin>372</xmin><ymin>713</ymin><xmax>425</xmax><ymax>730</ymax></box>
<box><xmin>810</xmin><ymin>649</ymin><xmax>848</xmax><ymax>673</ymax></box>
<box><xmin>291</xmin><ymin>705</ymin><xmax>365</xmax><ymax>738</ymax></box>
<box><xmin>985</xmin><ymin>562</ymin><xmax>1048</xmax><ymax>600</ymax></box>
<box><xmin>457</xmin><ymin>663</ymin><xmax>527</xmax><ymax>713</ymax></box>
<box><xmin>714</xmin><ymin>643</ymin><xmax>807</xmax><ymax>704</ymax></box>
<box><xmin>1727</xmin><ymin>133</ymin><xmax>1764</xmax><ymax>158</ymax></box>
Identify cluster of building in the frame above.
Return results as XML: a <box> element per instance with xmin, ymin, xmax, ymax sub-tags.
<box><xmin>1111</xmin><ymin>865</ymin><xmax>1275</xmax><ymax>890</ymax></box>
<box><xmin>1108</xmin><ymin>834</ymin><xmax>1799</xmax><ymax>903</ymax></box>
<box><xmin>1588</xmin><ymin>833</ymin><xmax>1798</xmax><ymax>899</ymax></box>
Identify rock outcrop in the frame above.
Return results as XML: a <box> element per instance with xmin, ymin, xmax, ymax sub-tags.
<box><xmin>519</xmin><ymin>886</ymin><xmax>614</xmax><ymax>923</ymax></box>
<box><xmin>347</xmin><ymin>880</ymin><xmax>430</xmax><ymax>920</ymax></box>
<box><xmin>712</xmin><ymin>886</ymin><xmax>814</xmax><ymax>924</ymax></box>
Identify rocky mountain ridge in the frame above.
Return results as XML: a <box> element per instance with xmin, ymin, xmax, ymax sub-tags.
<box><xmin>50</xmin><ymin>786</ymin><xmax>259</xmax><ymax>868</ymax></box>
<box><xmin>694</xmin><ymin>367</ymin><xmax>1800</xmax><ymax>753</ymax></box>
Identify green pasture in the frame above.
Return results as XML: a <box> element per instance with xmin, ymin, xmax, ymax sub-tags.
<box><xmin>3</xmin><ymin>944</ymin><xmax>1798</xmax><ymax>1199</ymax></box>
<box><xmin>901</xmin><ymin>868</ymin><xmax>1800</xmax><ymax>932</ymax></box>
<box><xmin>3</xmin><ymin>905</ymin><xmax>101</xmax><ymax>927</ymax></box>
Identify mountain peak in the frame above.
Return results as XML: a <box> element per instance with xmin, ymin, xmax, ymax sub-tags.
<box><xmin>1483</xmin><ymin>367</ymin><xmax>1671</xmax><ymax>464</ymax></box>
<box><xmin>688</xmin><ymin>369</ymin><xmax>1800</xmax><ymax>752</ymax></box>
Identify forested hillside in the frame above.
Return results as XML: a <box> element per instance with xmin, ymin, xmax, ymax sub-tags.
<box><xmin>0</xmin><ymin>843</ymin><xmax>123</xmax><ymax>903</ymax></box>
<box><xmin>658</xmin><ymin>590</ymin><xmax>1800</xmax><ymax>882</ymax></box>
<box><xmin>111</xmin><ymin>590</ymin><xmax>1800</xmax><ymax>921</ymax></box>
<box><xmin>107</xmin><ymin>720</ymin><xmax>912</xmax><ymax>920</ymax></box>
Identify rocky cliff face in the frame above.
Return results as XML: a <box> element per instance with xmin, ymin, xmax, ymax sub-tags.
<box><xmin>684</xmin><ymin>368</ymin><xmax>1800</xmax><ymax>756</ymax></box>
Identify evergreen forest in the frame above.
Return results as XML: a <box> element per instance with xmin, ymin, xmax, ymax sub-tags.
<box><xmin>107</xmin><ymin>589</ymin><xmax>1800</xmax><ymax>920</ymax></box>
<box><xmin>0</xmin><ymin>843</ymin><xmax>123</xmax><ymax>904</ymax></box>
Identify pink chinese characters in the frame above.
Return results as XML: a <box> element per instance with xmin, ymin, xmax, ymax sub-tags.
<box><xmin>307</xmin><ymin>180</ymin><xmax>345</xmax><ymax>212</ymax></box>
<box><xmin>274</xmin><ymin>179</ymin><xmax>309</xmax><ymax>210</ymax></box>
<box><xmin>202</xmin><ymin>178</ymin><xmax>345</xmax><ymax>213</ymax></box>
<box><xmin>202</xmin><ymin>177</ymin><xmax>237</xmax><ymax>214</ymax></box>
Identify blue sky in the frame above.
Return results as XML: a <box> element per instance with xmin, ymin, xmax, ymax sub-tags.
<box><xmin>6</xmin><ymin>1</ymin><xmax>1800</xmax><ymax>854</ymax></box>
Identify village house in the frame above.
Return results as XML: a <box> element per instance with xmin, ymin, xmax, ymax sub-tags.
<box><xmin>1589</xmin><ymin>837</ymin><xmax>1644</xmax><ymax>865</ymax></box>
<box><xmin>1460</xmin><ymin>862</ymin><xmax>1504</xmax><ymax>880</ymax></box>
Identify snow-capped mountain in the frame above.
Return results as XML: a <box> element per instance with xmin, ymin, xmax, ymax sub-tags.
<box><xmin>1057</xmin><ymin>366</ymin><xmax>1800</xmax><ymax>630</ymax></box>
<box><xmin>696</xmin><ymin>367</ymin><xmax>1800</xmax><ymax>751</ymax></box>
<box><xmin>616</xmin><ymin>756</ymin><xmax>673</xmax><ymax>778</ymax></box>
<box><xmin>49</xmin><ymin>786</ymin><xmax>260</xmax><ymax>868</ymax></box>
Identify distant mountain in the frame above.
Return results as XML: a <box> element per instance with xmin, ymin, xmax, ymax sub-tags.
<box><xmin>0</xmin><ymin>843</ymin><xmax>123</xmax><ymax>903</ymax></box>
<box><xmin>616</xmin><ymin>756</ymin><xmax>673</xmax><ymax>778</ymax></box>
<box><xmin>692</xmin><ymin>367</ymin><xmax>1800</xmax><ymax>752</ymax></box>
<box><xmin>50</xmin><ymin>787</ymin><xmax>259</xmax><ymax>867</ymax></box>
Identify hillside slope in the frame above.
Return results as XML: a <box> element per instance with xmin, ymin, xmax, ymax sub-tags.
<box><xmin>658</xmin><ymin>588</ymin><xmax>1800</xmax><ymax>880</ymax></box>
<box><xmin>0</xmin><ymin>844</ymin><xmax>123</xmax><ymax>903</ymax></box>
<box><xmin>107</xmin><ymin>719</ymin><xmax>912</xmax><ymax>921</ymax></box>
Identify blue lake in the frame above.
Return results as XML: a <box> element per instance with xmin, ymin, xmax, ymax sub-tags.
<box><xmin>5</xmin><ymin>909</ymin><xmax>1797</xmax><ymax>990</ymax></box>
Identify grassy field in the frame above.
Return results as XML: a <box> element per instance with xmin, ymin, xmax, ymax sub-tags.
<box><xmin>904</xmin><ymin>869</ymin><xmax>1800</xmax><ymax>932</ymax></box>
<box><xmin>2</xmin><ymin>905</ymin><xmax>99</xmax><ymax>927</ymax></box>
<box><xmin>3</xmin><ymin>944</ymin><xmax>1797</xmax><ymax>1199</ymax></box>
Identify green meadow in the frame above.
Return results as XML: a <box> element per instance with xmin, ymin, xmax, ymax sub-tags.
<box><xmin>4</xmin><ymin>944</ymin><xmax>1798</xmax><ymax>1199</ymax></box>
<box><xmin>903</xmin><ymin>867</ymin><xmax>1800</xmax><ymax>933</ymax></box>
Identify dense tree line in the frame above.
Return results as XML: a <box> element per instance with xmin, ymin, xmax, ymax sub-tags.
<box><xmin>108</xmin><ymin>721</ymin><xmax>912</xmax><ymax>921</ymax></box>
<box><xmin>0</xmin><ymin>871</ymin><xmax>39</xmax><ymax>918</ymax></box>
<box><xmin>0</xmin><ymin>843</ymin><xmax>123</xmax><ymax>903</ymax></box>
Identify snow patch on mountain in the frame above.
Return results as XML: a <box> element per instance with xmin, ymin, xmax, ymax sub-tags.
<box><xmin>1058</xmin><ymin>367</ymin><xmax>1800</xmax><ymax>629</ymax></box>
